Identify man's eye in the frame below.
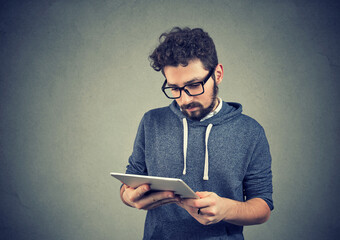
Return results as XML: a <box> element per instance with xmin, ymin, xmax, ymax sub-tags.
<box><xmin>186</xmin><ymin>83</ymin><xmax>201</xmax><ymax>89</ymax></box>
<box><xmin>171</xmin><ymin>88</ymin><xmax>180</xmax><ymax>92</ymax></box>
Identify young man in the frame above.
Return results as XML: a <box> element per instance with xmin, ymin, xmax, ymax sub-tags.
<box><xmin>120</xmin><ymin>27</ymin><xmax>273</xmax><ymax>239</ymax></box>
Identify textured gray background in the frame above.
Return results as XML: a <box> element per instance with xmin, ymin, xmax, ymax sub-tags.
<box><xmin>1</xmin><ymin>0</ymin><xmax>339</xmax><ymax>239</ymax></box>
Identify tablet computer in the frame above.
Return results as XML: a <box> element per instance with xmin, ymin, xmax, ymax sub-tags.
<box><xmin>110</xmin><ymin>172</ymin><xmax>199</xmax><ymax>199</ymax></box>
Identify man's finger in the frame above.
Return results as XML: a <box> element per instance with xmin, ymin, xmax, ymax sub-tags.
<box><xmin>144</xmin><ymin>198</ymin><xmax>180</xmax><ymax>210</ymax></box>
<box><xmin>129</xmin><ymin>184</ymin><xmax>150</xmax><ymax>202</ymax></box>
<box><xmin>135</xmin><ymin>191</ymin><xmax>177</xmax><ymax>209</ymax></box>
<box><xmin>181</xmin><ymin>197</ymin><xmax>210</xmax><ymax>209</ymax></box>
<box><xmin>177</xmin><ymin>201</ymin><xmax>200</xmax><ymax>216</ymax></box>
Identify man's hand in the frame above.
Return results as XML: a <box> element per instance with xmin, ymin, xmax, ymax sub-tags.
<box><xmin>121</xmin><ymin>184</ymin><xmax>180</xmax><ymax>210</ymax></box>
<box><xmin>177</xmin><ymin>192</ymin><xmax>270</xmax><ymax>226</ymax></box>
<box><xmin>177</xmin><ymin>191</ymin><xmax>233</xmax><ymax>225</ymax></box>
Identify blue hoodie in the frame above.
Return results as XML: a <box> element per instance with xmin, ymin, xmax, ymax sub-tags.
<box><xmin>126</xmin><ymin>101</ymin><xmax>273</xmax><ymax>240</ymax></box>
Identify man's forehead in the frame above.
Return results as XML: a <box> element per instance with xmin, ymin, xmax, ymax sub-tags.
<box><xmin>163</xmin><ymin>60</ymin><xmax>208</xmax><ymax>85</ymax></box>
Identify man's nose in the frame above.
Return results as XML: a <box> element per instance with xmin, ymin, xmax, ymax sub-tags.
<box><xmin>180</xmin><ymin>90</ymin><xmax>194</xmax><ymax>104</ymax></box>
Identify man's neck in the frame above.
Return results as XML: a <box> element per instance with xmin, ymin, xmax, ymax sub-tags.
<box><xmin>200</xmin><ymin>97</ymin><xmax>222</xmax><ymax>122</ymax></box>
<box><xmin>212</xmin><ymin>97</ymin><xmax>220</xmax><ymax>111</ymax></box>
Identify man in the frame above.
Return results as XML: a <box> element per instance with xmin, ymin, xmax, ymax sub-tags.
<box><xmin>120</xmin><ymin>27</ymin><xmax>273</xmax><ymax>239</ymax></box>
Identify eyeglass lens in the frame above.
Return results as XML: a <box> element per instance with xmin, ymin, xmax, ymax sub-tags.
<box><xmin>164</xmin><ymin>83</ymin><xmax>204</xmax><ymax>99</ymax></box>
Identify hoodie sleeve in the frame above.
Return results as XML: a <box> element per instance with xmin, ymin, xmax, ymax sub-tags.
<box><xmin>243</xmin><ymin>127</ymin><xmax>274</xmax><ymax>210</ymax></box>
<box><xmin>125</xmin><ymin>115</ymin><xmax>148</xmax><ymax>176</ymax></box>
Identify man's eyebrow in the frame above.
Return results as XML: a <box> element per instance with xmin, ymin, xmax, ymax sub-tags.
<box><xmin>166</xmin><ymin>77</ymin><xmax>202</xmax><ymax>87</ymax></box>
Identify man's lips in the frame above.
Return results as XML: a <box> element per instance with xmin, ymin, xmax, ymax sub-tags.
<box><xmin>182</xmin><ymin>103</ymin><xmax>202</xmax><ymax>111</ymax></box>
<box><xmin>185</xmin><ymin>106</ymin><xmax>199</xmax><ymax>112</ymax></box>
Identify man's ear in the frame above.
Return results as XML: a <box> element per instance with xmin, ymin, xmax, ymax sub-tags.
<box><xmin>215</xmin><ymin>64</ymin><xmax>223</xmax><ymax>85</ymax></box>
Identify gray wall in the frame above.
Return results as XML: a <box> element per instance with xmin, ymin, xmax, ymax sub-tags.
<box><xmin>1</xmin><ymin>0</ymin><xmax>339</xmax><ymax>239</ymax></box>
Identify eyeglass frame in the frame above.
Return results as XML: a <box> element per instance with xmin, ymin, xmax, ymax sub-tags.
<box><xmin>161</xmin><ymin>68</ymin><xmax>215</xmax><ymax>99</ymax></box>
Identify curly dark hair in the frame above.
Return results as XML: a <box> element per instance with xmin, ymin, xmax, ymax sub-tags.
<box><xmin>149</xmin><ymin>27</ymin><xmax>218</xmax><ymax>74</ymax></box>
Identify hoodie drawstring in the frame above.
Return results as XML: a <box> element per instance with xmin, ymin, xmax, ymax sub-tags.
<box><xmin>182</xmin><ymin>118</ymin><xmax>213</xmax><ymax>181</ymax></box>
<box><xmin>182</xmin><ymin>118</ymin><xmax>188</xmax><ymax>176</ymax></box>
<box><xmin>204</xmin><ymin>123</ymin><xmax>213</xmax><ymax>180</ymax></box>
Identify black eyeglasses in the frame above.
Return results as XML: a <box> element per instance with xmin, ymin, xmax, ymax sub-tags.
<box><xmin>161</xmin><ymin>68</ymin><xmax>215</xmax><ymax>99</ymax></box>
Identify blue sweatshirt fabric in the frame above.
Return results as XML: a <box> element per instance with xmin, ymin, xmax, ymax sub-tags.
<box><xmin>125</xmin><ymin>101</ymin><xmax>273</xmax><ymax>240</ymax></box>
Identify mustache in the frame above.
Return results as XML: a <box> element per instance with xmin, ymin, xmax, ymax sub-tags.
<box><xmin>181</xmin><ymin>102</ymin><xmax>203</xmax><ymax>110</ymax></box>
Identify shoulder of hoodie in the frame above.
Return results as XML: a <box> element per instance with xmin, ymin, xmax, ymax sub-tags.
<box><xmin>226</xmin><ymin>109</ymin><xmax>268</xmax><ymax>144</ymax></box>
<box><xmin>238</xmin><ymin>112</ymin><xmax>266</xmax><ymax>133</ymax></box>
<box><xmin>141</xmin><ymin>105</ymin><xmax>174</xmax><ymax>122</ymax></box>
<box><xmin>225</xmin><ymin>102</ymin><xmax>266</xmax><ymax>132</ymax></box>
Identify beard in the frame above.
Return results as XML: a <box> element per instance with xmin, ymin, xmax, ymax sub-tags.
<box><xmin>181</xmin><ymin>81</ymin><xmax>219</xmax><ymax>121</ymax></box>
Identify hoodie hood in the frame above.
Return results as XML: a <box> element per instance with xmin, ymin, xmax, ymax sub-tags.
<box><xmin>169</xmin><ymin>100</ymin><xmax>243</xmax><ymax>180</ymax></box>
